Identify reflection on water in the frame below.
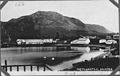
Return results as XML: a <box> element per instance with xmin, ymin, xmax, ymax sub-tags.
<box><xmin>71</xmin><ymin>47</ymin><xmax>90</xmax><ymax>52</ymax></box>
<box><xmin>1</xmin><ymin>46</ymin><xmax>104</xmax><ymax>70</ymax></box>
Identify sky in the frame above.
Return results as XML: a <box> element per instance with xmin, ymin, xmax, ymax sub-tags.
<box><xmin>1</xmin><ymin>0</ymin><xmax>119</xmax><ymax>33</ymax></box>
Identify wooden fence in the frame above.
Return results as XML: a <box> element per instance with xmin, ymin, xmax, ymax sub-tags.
<box><xmin>1</xmin><ymin>60</ymin><xmax>53</xmax><ymax>72</ymax></box>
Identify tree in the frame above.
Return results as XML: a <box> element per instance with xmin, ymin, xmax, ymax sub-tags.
<box><xmin>56</xmin><ymin>32</ymin><xmax>59</xmax><ymax>39</ymax></box>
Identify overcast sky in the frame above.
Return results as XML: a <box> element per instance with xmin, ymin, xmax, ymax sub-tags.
<box><xmin>1</xmin><ymin>0</ymin><xmax>119</xmax><ymax>33</ymax></box>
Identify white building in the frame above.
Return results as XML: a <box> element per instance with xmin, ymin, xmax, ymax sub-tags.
<box><xmin>105</xmin><ymin>40</ymin><xmax>117</xmax><ymax>44</ymax></box>
<box><xmin>99</xmin><ymin>39</ymin><xmax>106</xmax><ymax>44</ymax></box>
<box><xmin>99</xmin><ymin>39</ymin><xmax>117</xmax><ymax>44</ymax></box>
<box><xmin>70</xmin><ymin>37</ymin><xmax>90</xmax><ymax>44</ymax></box>
<box><xmin>16</xmin><ymin>39</ymin><xmax>56</xmax><ymax>45</ymax></box>
<box><xmin>113</xmin><ymin>34</ymin><xmax>119</xmax><ymax>39</ymax></box>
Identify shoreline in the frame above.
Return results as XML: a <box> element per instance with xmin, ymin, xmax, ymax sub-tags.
<box><xmin>1</xmin><ymin>44</ymin><xmax>106</xmax><ymax>48</ymax></box>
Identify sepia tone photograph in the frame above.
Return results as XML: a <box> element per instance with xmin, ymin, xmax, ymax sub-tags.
<box><xmin>0</xmin><ymin>0</ymin><xmax>120</xmax><ymax>75</ymax></box>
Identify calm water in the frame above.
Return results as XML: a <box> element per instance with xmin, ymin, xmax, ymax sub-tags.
<box><xmin>1</xmin><ymin>46</ymin><xmax>104</xmax><ymax>70</ymax></box>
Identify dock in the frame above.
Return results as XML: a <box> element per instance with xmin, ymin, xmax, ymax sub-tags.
<box><xmin>1</xmin><ymin>60</ymin><xmax>53</xmax><ymax>72</ymax></box>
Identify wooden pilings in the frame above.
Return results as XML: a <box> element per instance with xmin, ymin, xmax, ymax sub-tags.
<box><xmin>23</xmin><ymin>65</ymin><xmax>26</xmax><ymax>71</ymax></box>
<box><xmin>30</xmin><ymin>65</ymin><xmax>33</xmax><ymax>71</ymax></box>
<box><xmin>17</xmin><ymin>66</ymin><xmax>19</xmax><ymax>71</ymax></box>
<box><xmin>10</xmin><ymin>66</ymin><xmax>12</xmax><ymax>71</ymax></box>
<box><xmin>37</xmin><ymin>66</ymin><xmax>39</xmax><ymax>71</ymax></box>
<box><xmin>1</xmin><ymin>60</ymin><xmax>53</xmax><ymax>71</ymax></box>
<box><xmin>42</xmin><ymin>63</ymin><xmax>45</xmax><ymax>71</ymax></box>
<box><xmin>5</xmin><ymin>60</ymin><xmax>7</xmax><ymax>71</ymax></box>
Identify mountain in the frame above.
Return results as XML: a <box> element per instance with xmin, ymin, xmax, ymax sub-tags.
<box><xmin>85</xmin><ymin>24</ymin><xmax>111</xmax><ymax>34</ymax></box>
<box><xmin>0</xmin><ymin>11</ymin><xmax>111</xmax><ymax>43</ymax></box>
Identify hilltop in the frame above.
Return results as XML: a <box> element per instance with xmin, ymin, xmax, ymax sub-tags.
<box><xmin>1</xmin><ymin>11</ymin><xmax>111</xmax><ymax>42</ymax></box>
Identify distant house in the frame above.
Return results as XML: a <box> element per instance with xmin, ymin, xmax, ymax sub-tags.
<box><xmin>56</xmin><ymin>40</ymin><xmax>67</xmax><ymax>44</ymax></box>
<box><xmin>99</xmin><ymin>39</ymin><xmax>117</xmax><ymax>45</ymax></box>
<box><xmin>113</xmin><ymin>34</ymin><xmax>119</xmax><ymax>39</ymax></box>
<box><xmin>86</xmin><ymin>36</ymin><xmax>96</xmax><ymax>39</ymax></box>
<box><xmin>106</xmin><ymin>36</ymin><xmax>112</xmax><ymax>39</ymax></box>
<box><xmin>99</xmin><ymin>39</ymin><xmax>106</xmax><ymax>44</ymax></box>
<box><xmin>105</xmin><ymin>40</ymin><xmax>117</xmax><ymax>44</ymax></box>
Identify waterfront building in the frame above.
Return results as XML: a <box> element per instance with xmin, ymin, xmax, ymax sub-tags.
<box><xmin>105</xmin><ymin>40</ymin><xmax>117</xmax><ymax>44</ymax></box>
<box><xmin>16</xmin><ymin>39</ymin><xmax>57</xmax><ymax>45</ymax></box>
<box><xmin>113</xmin><ymin>34</ymin><xmax>119</xmax><ymax>39</ymax></box>
<box><xmin>70</xmin><ymin>37</ymin><xmax>90</xmax><ymax>44</ymax></box>
<box><xmin>99</xmin><ymin>39</ymin><xmax>117</xmax><ymax>44</ymax></box>
<box><xmin>99</xmin><ymin>39</ymin><xmax>106</xmax><ymax>44</ymax></box>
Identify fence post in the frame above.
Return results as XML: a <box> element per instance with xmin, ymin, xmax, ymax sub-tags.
<box><xmin>30</xmin><ymin>65</ymin><xmax>32</xmax><ymax>71</ymax></box>
<box><xmin>5</xmin><ymin>60</ymin><xmax>7</xmax><ymax>71</ymax></box>
<box><xmin>43</xmin><ymin>64</ymin><xmax>45</xmax><ymax>71</ymax></box>
<box><xmin>43</xmin><ymin>56</ymin><xmax>47</xmax><ymax>71</ymax></box>
<box><xmin>2</xmin><ymin>66</ymin><xmax>5</xmax><ymax>70</ymax></box>
<box><xmin>37</xmin><ymin>66</ymin><xmax>39</xmax><ymax>71</ymax></box>
<box><xmin>23</xmin><ymin>65</ymin><xmax>26</xmax><ymax>71</ymax></box>
<box><xmin>10</xmin><ymin>66</ymin><xmax>12</xmax><ymax>71</ymax></box>
<box><xmin>17</xmin><ymin>66</ymin><xmax>19</xmax><ymax>71</ymax></box>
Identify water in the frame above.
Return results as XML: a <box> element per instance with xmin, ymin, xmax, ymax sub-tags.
<box><xmin>1</xmin><ymin>46</ymin><xmax>105</xmax><ymax>70</ymax></box>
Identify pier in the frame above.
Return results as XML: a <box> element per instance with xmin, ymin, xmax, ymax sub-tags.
<box><xmin>1</xmin><ymin>60</ymin><xmax>53</xmax><ymax>72</ymax></box>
